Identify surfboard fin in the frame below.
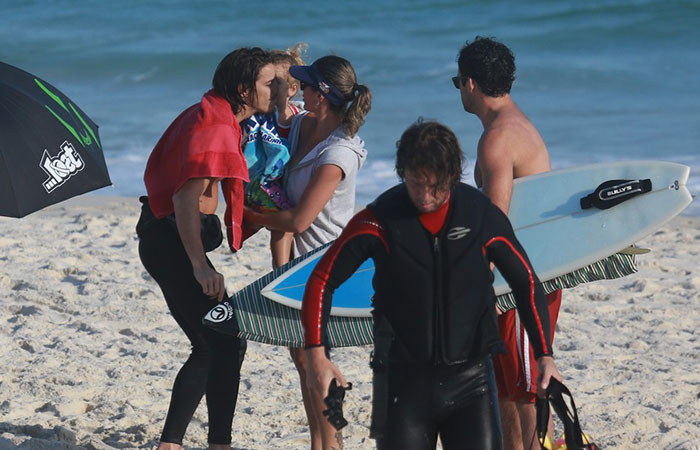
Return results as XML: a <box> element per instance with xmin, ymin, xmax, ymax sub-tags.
<box><xmin>580</xmin><ymin>178</ymin><xmax>652</xmax><ymax>210</ymax></box>
<box><xmin>618</xmin><ymin>245</ymin><xmax>651</xmax><ymax>255</ymax></box>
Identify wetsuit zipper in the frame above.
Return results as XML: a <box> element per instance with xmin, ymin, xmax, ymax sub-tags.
<box><xmin>432</xmin><ymin>234</ymin><xmax>444</xmax><ymax>364</ymax></box>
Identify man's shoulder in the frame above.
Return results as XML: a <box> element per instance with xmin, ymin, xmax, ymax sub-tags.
<box><xmin>368</xmin><ymin>184</ymin><xmax>414</xmax><ymax>221</ymax></box>
<box><xmin>482</xmin><ymin>112</ymin><xmax>533</xmax><ymax>145</ymax></box>
<box><xmin>370</xmin><ymin>184</ymin><xmax>407</xmax><ymax>209</ymax></box>
<box><xmin>346</xmin><ymin>208</ymin><xmax>384</xmax><ymax>231</ymax></box>
<box><xmin>479</xmin><ymin>109</ymin><xmax>548</xmax><ymax>170</ymax></box>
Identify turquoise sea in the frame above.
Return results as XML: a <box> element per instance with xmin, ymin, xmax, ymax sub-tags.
<box><xmin>2</xmin><ymin>0</ymin><xmax>698</xmax><ymax>215</ymax></box>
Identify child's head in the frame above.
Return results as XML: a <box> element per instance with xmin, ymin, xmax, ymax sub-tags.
<box><xmin>271</xmin><ymin>43</ymin><xmax>307</xmax><ymax>101</ymax></box>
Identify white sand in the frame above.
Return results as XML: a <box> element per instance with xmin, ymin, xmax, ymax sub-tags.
<box><xmin>0</xmin><ymin>196</ymin><xmax>699</xmax><ymax>449</ymax></box>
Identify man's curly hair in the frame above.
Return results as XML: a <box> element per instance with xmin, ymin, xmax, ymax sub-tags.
<box><xmin>457</xmin><ymin>36</ymin><xmax>515</xmax><ymax>97</ymax></box>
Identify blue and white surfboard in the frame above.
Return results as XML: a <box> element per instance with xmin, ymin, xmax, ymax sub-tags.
<box><xmin>261</xmin><ymin>256</ymin><xmax>375</xmax><ymax>317</ymax></box>
<box><xmin>258</xmin><ymin>160</ymin><xmax>692</xmax><ymax>318</ymax></box>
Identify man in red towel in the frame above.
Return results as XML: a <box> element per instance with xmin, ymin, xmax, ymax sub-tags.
<box><xmin>137</xmin><ymin>47</ymin><xmax>278</xmax><ymax>449</ymax></box>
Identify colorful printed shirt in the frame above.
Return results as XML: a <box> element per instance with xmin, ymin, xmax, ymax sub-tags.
<box><xmin>242</xmin><ymin>104</ymin><xmax>301</xmax><ymax>211</ymax></box>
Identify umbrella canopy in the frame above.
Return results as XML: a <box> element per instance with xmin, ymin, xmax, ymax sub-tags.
<box><xmin>0</xmin><ymin>61</ymin><xmax>111</xmax><ymax>217</ymax></box>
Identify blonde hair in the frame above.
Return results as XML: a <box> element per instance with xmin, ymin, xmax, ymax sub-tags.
<box><xmin>271</xmin><ymin>42</ymin><xmax>308</xmax><ymax>86</ymax></box>
<box><xmin>314</xmin><ymin>55</ymin><xmax>372</xmax><ymax>137</ymax></box>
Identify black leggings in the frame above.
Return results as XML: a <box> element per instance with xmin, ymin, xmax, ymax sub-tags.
<box><xmin>138</xmin><ymin>215</ymin><xmax>246</xmax><ymax>445</ymax></box>
<box><xmin>376</xmin><ymin>358</ymin><xmax>502</xmax><ymax>450</ymax></box>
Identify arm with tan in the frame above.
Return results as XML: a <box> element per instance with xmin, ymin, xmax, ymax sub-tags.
<box><xmin>172</xmin><ymin>177</ymin><xmax>226</xmax><ymax>301</ymax></box>
<box><xmin>244</xmin><ymin>164</ymin><xmax>343</xmax><ymax>234</ymax></box>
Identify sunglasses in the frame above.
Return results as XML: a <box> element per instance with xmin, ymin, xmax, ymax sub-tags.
<box><xmin>452</xmin><ymin>75</ymin><xmax>465</xmax><ymax>89</ymax></box>
<box><xmin>300</xmin><ymin>81</ymin><xmax>316</xmax><ymax>91</ymax></box>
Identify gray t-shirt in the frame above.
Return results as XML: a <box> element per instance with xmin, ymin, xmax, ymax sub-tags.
<box><xmin>284</xmin><ymin>112</ymin><xmax>367</xmax><ymax>257</ymax></box>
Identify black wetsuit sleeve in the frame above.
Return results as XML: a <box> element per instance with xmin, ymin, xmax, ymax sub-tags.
<box><xmin>302</xmin><ymin>209</ymin><xmax>388</xmax><ymax>348</ymax></box>
<box><xmin>482</xmin><ymin>204</ymin><xmax>552</xmax><ymax>358</ymax></box>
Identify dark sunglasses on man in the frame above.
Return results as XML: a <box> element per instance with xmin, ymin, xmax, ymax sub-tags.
<box><xmin>452</xmin><ymin>75</ymin><xmax>466</xmax><ymax>89</ymax></box>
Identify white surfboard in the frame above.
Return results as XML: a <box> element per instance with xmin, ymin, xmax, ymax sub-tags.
<box><xmin>261</xmin><ymin>161</ymin><xmax>692</xmax><ymax>317</ymax></box>
<box><xmin>492</xmin><ymin>160</ymin><xmax>691</xmax><ymax>294</ymax></box>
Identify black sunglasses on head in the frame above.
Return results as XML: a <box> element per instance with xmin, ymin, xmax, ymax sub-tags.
<box><xmin>451</xmin><ymin>75</ymin><xmax>465</xmax><ymax>89</ymax></box>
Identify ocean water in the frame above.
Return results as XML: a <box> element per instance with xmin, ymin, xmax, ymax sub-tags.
<box><xmin>2</xmin><ymin>0</ymin><xmax>699</xmax><ymax>215</ymax></box>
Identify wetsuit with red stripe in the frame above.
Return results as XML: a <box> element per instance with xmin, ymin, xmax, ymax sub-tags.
<box><xmin>302</xmin><ymin>182</ymin><xmax>551</xmax><ymax>360</ymax></box>
<box><xmin>301</xmin><ymin>182</ymin><xmax>551</xmax><ymax>449</ymax></box>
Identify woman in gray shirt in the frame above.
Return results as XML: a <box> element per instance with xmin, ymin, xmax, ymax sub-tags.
<box><xmin>245</xmin><ymin>54</ymin><xmax>371</xmax><ymax>450</ymax></box>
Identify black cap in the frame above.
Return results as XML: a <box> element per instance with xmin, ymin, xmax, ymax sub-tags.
<box><xmin>290</xmin><ymin>61</ymin><xmax>347</xmax><ymax>107</ymax></box>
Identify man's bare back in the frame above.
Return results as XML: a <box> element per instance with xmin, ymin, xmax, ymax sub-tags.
<box><xmin>474</xmin><ymin>101</ymin><xmax>551</xmax><ymax>214</ymax></box>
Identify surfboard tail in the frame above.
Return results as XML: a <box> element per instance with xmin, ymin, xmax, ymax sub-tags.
<box><xmin>202</xmin><ymin>298</ymin><xmax>240</xmax><ymax>336</ymax></box>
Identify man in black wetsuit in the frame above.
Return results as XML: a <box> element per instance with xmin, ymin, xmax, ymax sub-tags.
<box><xmin>302</xmin><ymin>120</ymin><xmax>561</xmax><ymax>450</ymax></box>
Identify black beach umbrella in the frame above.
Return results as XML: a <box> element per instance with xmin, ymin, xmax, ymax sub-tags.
<box><xmin>0</xmin><ymin>61</ymin><xmax>111</xmax><ymax>218</ymax></box>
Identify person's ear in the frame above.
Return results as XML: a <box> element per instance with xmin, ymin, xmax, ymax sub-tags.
<box><xmin>467</xmin><ymin>77</ymin><xmax>477</xmax><ymax>92</ymax></box>
<box><xmin>239</xmin><ymin>86</ymin><xmax>251</xmax><ymax>104</ymax></box>
<box><xmin>314</xmin><ymin>90</ymin><xmax>326</xmax><ymax>107</ymax></box>
<box><xmin>288</xmin><ymin>82</ymin><xmax>298</xmax><ymax>99</ymax></box>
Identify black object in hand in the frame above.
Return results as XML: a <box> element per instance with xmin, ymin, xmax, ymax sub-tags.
<box><xmin>323</xmin><ymin>379</ymin><xmax>352</xmax><ymax>430</ymax></box>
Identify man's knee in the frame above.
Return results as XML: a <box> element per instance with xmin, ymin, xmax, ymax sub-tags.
<box><xmin>499</xmin><ymin>399</ymin><xmax>523</xmax><ymax>445</ymax></box>
<box><xmin>515</xmin><ymin>400</ymin><xmax>537</xmax><ymax>427</ymax></box>
<box><xmin>499</xmin><ymin>399</ymin><xmax>520</xmax><ymax>423</ymax></box>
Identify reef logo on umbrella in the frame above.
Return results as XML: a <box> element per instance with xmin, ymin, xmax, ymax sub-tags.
<box><xmin>40</xmin><ymin>140</ymin><xmax>85</xmax><ymax>193</ymax></box>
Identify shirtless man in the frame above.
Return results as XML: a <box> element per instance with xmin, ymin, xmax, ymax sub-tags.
<box><xmin>455</xmin><ymin>37</ymin><xmax>561</xmax><ymax>450</ymax></box>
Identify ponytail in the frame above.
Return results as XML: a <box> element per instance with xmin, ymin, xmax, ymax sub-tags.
<box><xmin>341</xmin><ymin>84</ymin><xmax>371</xmax><ymax>137</ymax></box>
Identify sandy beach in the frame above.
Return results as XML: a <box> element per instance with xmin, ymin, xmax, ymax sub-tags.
<box><xmin>1</xmin><ymin>195</ymin><xmax>699</xmax><ymax>450</ymax></box>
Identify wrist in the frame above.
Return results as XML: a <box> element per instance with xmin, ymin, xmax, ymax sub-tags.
<box><xmin>190</xmin><ymin>257</ymin><xmax>209</xmax><ymax>270</ymax></box>
<box><xmin>305</xmin><ymin>345</ymin><xmax>327</xmax><ymax>359</ymax></box>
